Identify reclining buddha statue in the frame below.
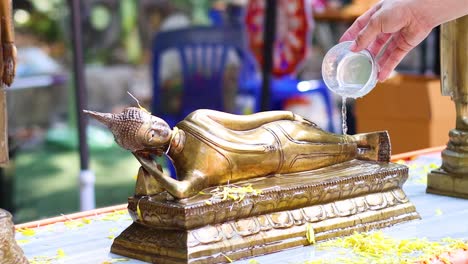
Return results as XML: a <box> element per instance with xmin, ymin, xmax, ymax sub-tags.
<box><xmin>85</xmin><ymin>107</ymin><xmax>390</xmax><ymax>199</ymax></box>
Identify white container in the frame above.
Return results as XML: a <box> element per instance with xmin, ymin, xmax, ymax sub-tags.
<box><xmin>322</xmin><ymin>41</ymin><xmax>378</xmax><ymax>98</ymax></box>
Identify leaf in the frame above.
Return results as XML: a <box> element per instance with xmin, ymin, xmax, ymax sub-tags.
<box><xmin>248</xmin><ymin>260</ymin><xmax>260</xmax><ymax>264</ymax></box>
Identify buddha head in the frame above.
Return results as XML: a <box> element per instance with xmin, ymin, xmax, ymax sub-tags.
<box><xmin>84</xmin><ymin>107</ymin><xmax>172</xmax><ymax>153</ymax></box>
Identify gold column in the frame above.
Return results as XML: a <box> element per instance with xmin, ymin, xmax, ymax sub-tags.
<box><xmin>427</xmin><ymin>15</ymin><xmax>468</xmax><ymax>198</ymax></box>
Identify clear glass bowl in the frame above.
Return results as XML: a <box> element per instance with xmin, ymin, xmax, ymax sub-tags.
<box><xmin>322</xmin><ymin>41</ymin><xmax>378</xmax><ymax>98</ymax></box>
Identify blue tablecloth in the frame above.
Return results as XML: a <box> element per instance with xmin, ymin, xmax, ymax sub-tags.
<box><xmin>17</xmin><ymin>152</ymin><xmax>468</xmax><ymax>263</ymax></box>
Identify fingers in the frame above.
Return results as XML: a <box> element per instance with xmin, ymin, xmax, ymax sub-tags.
<box><xmin>376</xmin><ymin>33</ymin><xmax>414</xmax><ymax>81</ymax></box>
<box><xmin>350</xmin><ymin>14</ymin><xmax>384</xmax><ymax>52</ymax></box>
<box><xmin>340</xmin><ymin>2</ymin><xmax>382</xmax><ymax>43</ymax></box>
<box><xmin>367</xmin><ymin>33</ymin><xmax>391</xmax><ymax>58</ymax></box>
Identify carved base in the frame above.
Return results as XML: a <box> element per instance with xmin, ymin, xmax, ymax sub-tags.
<box><xmin>0</xmin><ymin>209</ymin><xmax>29</xmax><ymax>264</ymax></box>
<box><xmin>427</xmin><ymin>168</ymin><xmax>468</xmax><ymax>199</ymax></box>
<box><xmin>111</xmin><ymin>160</ymin><xmax>419</xmax><ymax>263</ymax></box>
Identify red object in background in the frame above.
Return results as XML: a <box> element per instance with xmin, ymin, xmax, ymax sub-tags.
<box><xmin>245</xmin><ymin>0</ymin><xmax>312</xmax><ymax>77</ymax></box>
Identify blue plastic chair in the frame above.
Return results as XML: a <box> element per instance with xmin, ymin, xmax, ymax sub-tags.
<box><xmin>151</xmin><ymin>26</ymin><xmax>337</xmax><ymax>133</ymax></box>
<box><xmin>151</xmin><ymin>25</ymin><xmax>257</xmax><ymax>128</ymax></box>
<box><xmin>151</xmin><ymin>25</ymin><xmax>259</xmax><ymax>177</ymax></box>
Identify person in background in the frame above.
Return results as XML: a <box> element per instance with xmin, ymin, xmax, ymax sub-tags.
<box><xmin>340</xmin><ymin>0</ymin><xmax>468</xmax><ymax>81</ymax></box>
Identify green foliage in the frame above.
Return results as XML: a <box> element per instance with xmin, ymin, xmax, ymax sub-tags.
<box><xmin>17</xmin><ymin>0</ymin><xmax>66</xmax><ymax>42</ymax></box>
<box><xmin>13</xmin><ymin>144</ymin><xmax>140</xmax><ymax>223</ymax></box>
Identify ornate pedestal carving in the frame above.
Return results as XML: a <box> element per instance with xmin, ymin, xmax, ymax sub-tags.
<box><xmin>0</xmin><ymin>209</ymin><xmax>29</xmax><ymax>264</ymax></box>
<box><xmin>111</xmin><ymin>160</ymin><xmax>419</xmax><ymax>263</ymax></box>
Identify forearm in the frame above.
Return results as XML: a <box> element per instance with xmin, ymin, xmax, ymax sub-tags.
<box><xmin>416</xmin><ymin>0</ymin><xmax>468</xmax><ymax>28</ymax></box>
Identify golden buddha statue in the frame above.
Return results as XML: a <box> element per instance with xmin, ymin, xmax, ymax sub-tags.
<box><xmin>86</xmin><ymin>107</ymin><xmax>390</xmax><ymax>199</ymax></box>
<box><xmin>93</xmin><ymin>108</ymin><xmax>420</xmax><ymax>264</ymax></box>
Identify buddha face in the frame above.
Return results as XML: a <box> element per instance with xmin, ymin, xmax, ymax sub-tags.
<box><xmin>136</xmin><ymin>115</ymin><xmax>172</xmax><ymax>150</ymax></box>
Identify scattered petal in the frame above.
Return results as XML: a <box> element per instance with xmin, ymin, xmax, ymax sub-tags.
<box><xmin>16</xmin><ymin>239</ymin><xmax>31</xmax><ymax>245</ymax></box>
<box><xmin>57</xmin><ymin>248</ymin><xmax>66</xmax><ymax>258</ymax></box>
<box><xmin>137</xmin><ymin>200</ymin><xmax>143</xmax><ymax>221</ymax></box>
<box><xmin>306</xmin><ymin>223</ymin><xmax>316</xmax><ymax>245</ymax></box>
<box><xmin>18</xmin><ymin>227</ymin><xmax>36</xmax><ymax>236</ymax></box>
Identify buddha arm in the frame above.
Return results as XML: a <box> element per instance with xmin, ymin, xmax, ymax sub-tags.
<box><xmin>191</xmin><ymin>109</ymin><xmax>297</xmax><ymax>131</ymax></box>
<box><xmin>0</xmin><ymin>0</ymin><xmax>15</xmax><ymax>85</ymax></box>
<box><xmin>134</xmin><ymin>154</ymin><xmax>205</xmax><ymax>199</ymax></box>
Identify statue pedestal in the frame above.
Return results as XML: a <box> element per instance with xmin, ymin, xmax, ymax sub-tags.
<box><xmin>427</xmin><ymin>169</ymin><xmax>468</xmax><ymax>199</ymax></box>
<box><xmin>427</xmin><ymin>143</ymin><xmax>468</xmax><ymax>198</ymax></box>
<box><xmin>427</xmin><ymin>16</ymin><xmax>468</xmax><ymax>199</ymax></box>
<box><xmin>111</xmin><ymin>160</ymin><xmax>419</xmax><ymax>264</ymax></box>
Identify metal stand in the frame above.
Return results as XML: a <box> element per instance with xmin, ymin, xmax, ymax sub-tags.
<box><xmin>427</xmin><ymin>15</ymin><xmax>468</xmax><ymax>198</ymax></box>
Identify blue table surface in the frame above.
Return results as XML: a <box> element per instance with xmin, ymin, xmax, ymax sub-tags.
<box><xmin>17</xmin><ymin>153</ymin><xmax>468</xmax><ymax>264</ymax></box>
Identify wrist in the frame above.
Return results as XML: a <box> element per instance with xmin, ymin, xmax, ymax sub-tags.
<box><xmin>414</xmin><ymin>0</ymin><xmax>468</xmax><ymax>28</ymax></box>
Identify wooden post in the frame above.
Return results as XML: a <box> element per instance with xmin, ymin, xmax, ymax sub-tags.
<box><xmin>0</xmin><ymin>0</ymin><xmax>15</xmax><ymax>165</ymax></box>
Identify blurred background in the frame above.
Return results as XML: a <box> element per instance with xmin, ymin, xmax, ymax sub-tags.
<box><xmin>0</xmin><ymin>0</ymin><xmax>444</xmax><ymax>223</ymax></box>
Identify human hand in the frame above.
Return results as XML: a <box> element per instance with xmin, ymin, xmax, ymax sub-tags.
<box><xmin>340</xmin><ymin>0</ymin><xmax>434</xmax><ymax>81</ymax></box>
<box><xmin>341</xmin><ymin>0</ymin><xmax>468</xmax><ymax>81</ymax></box>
